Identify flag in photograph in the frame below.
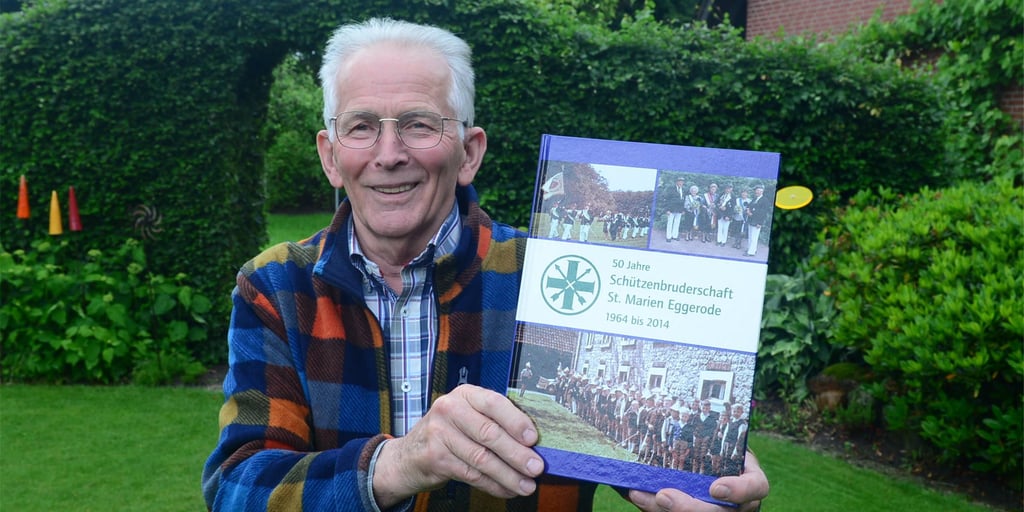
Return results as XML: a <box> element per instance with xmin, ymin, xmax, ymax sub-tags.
<box><xmin>542</xmin><ymin>172</ymin><xmax>565</xmax><ymax>199</ymax></box>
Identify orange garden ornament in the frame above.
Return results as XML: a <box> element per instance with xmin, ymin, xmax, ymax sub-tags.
<box><xmin>49</xmin><ymin>190</ymin><xmax>63</xmax><ymax>235</ymax></box>
<box><xmin>17</xmin><ymin>175</ymin><xmax>30</xmax><ymax>219</ymax></box>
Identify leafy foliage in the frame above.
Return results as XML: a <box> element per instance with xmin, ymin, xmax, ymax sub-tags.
<box><xmin>847</xmin><ymin>0</ymin><xmax>1023</xmax><ymax>179</ymax></box>
<box><xmin>259</xmin><ymin>0</ymin><xmax>949</xmax><ymax>275</ymax></box>
<box><xmin>262</xmin><ymin>54</ymin><xmax>334</xmax><ymax>212</ymax></box>
<box><xmin>815</xmin><ymin>176</ymin><xmax>1023</xmax><ymax>480</ymax></box>
<box><xmin>756</xmin><ymin>266</ymin><xmax>843</xmax><ymax>403</ymax></box>
<box><xmin>0</xmin><ymin>238</ymin><xmax>211</xmax><ymax>384</ymax></box>
<box><xmin>0</xmin><ymin>0</ymin><xmax>350</xmax><ymax>357</ymax></box>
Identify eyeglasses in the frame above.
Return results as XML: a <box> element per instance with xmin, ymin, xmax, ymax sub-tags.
<box><xmin>330</xmin><ymin>111</ymin><xmax>467</xmax><ymax>150</ymax></box>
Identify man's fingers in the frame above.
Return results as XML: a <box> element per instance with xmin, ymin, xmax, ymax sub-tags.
<box><xmin>437</xmin><ymin>386</ymin><xmax>542</xmax><ymax>476</ymax></box>
<box><xmin>439</xmin><ymin>425</ymin><xmax>538</xmax><ymax>497</ymax></box>
<box><xmin>456</xmin><ymin>385</ymin><xmax>540</xmax><ymax>446</ymax></box>
<box><xmin>408</xmin><ymin>385</ymin><xmax>543</xmax><ymax>497</ymax></box>
<box><xmin>443</xmin><ymin>386</ymin><xmax>544</xmax><ymax>476</ymax></box>
<box><xmin>709</xmin><ymin>450</ymin><xmax>768</xmax><ymax>505</ymax></box>
<box><xmin>628</xmin><ymin>451</ymin><xmax>769</xmax><ymax>512</ymax></box>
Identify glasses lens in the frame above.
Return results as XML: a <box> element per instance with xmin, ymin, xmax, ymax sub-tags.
<box><xmin>397</xmin><ymin>112</ymin><xmax>444</xmax><ymax>149</ymax></box>
<box><xmin>335</xmin><ymin>112</ymin><xmax>380</xmax><ymax>149</ymax></box>
<box><xmin>334</xmin><ymin>111</ymin><xmax>449</xmax><ymax>149</ymax></box>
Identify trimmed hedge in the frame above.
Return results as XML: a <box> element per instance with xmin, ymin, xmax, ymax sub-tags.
<box><xmin>0</xmin><ymin>0</ymin><xmax>348</xmax><ymax>358</ymax></box>
<box><xmin>262</xmin><ymin>1</ymin><xmax>952</xmax><ymax>275</ymax></box>
<box><xmin>3</xmin><ymin>0</ymin><xmax>951</xmax><ymax>362</ymax></box>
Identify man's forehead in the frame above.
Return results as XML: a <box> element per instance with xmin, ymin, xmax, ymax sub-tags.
<box><xmin>335</xmin><ymin>43</ymin><xmax>450</xmax><ymax>104</ymax></box>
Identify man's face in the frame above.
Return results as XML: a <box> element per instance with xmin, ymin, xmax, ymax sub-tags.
<box><xmin>316</xmin><ymin>43</ymin><xmax>485</xmax><ymax>253</ymax></box>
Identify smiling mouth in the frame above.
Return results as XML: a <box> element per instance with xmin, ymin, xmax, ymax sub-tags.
<box><xmin>373</xmin><ymin>183</ymin><xmax>415</xmax><ymax>194</ymax></box>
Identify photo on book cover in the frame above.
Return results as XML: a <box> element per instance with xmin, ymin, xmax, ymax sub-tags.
<box><xmin>509</xmin><ymin>324</ymin><xmax>754</xmax><ymax>476</ymax></box>
<box><xmin>532</xmin><ymin>162</ymin><xmax>777</xmax><ymax>264</ymax></box>
<box><xmin>510</xmin><ymin>134</ymin><xmax>779</xmax><ymax>506</ymax></box>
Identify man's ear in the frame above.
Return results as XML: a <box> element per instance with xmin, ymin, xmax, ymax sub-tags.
<box><xmin>457</xmin><ymin>126</ymin><xmax>487</xmax><ymax>187</ymax></box>
<box><xmin>316</xmin><ymin>130</ymin><xmax>344</xmax><ymax>188</ymax></box>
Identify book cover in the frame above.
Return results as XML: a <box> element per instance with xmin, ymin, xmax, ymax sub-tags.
<box><xmin>509</xmin><ymin>134</ymin><xmax>779</xmax><ymax>506</ymax></box>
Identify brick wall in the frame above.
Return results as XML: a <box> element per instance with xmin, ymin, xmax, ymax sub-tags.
<box><xmin>1001</xmin><ymin>87</ymin><xmax>1024</xmax><ymax>128</ymax></box>
<box><xmin>745</xmin><ymin>0</ymin><xmax>917</xmax><ymax>40</ymax></box>
<box><xmin>745</xmin><ymin>0</ymin><xmax>1023</xmax><ymax>126</ymax></box>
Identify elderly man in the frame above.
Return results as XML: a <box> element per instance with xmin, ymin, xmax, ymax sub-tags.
<box><xmin>202</xmin><ymin>17</ymin><xmax>768</xmax><ymax>512</ymax></box>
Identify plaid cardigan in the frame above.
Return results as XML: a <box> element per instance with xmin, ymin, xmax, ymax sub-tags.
<box><xmin>202</xmin><ymin>186</ymin><xmax>596</xmax><ymax>511</ymax></box>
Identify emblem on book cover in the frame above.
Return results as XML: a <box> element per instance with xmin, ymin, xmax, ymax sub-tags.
<box><xmin>540</xmin><ymin>255</ymin><xmax>600</xmax><ymax>315</ymax></box>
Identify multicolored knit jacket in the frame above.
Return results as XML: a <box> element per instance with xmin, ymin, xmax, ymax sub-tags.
<box><xmin>202</xmin><ymin>185</ymin><xmax>596</xmax><ymax>511</ymax></box>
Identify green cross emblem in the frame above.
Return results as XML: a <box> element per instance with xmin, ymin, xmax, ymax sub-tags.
<box><xmin>541</xmin><ymin>255</ymin><xmax>600</xmax><ymax>315</ymax></box>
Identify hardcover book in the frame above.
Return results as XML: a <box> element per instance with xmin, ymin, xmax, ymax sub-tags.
<box><xmin>508</xmin><ymin>134</ymin><xmax>779</xmax><ymax>506</ymax></box>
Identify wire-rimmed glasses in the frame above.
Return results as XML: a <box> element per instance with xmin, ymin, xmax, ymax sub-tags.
<box><xmin>330</xmin><ymin>111</ymin><xmax>467</xmax><ymax>149</ymax></box>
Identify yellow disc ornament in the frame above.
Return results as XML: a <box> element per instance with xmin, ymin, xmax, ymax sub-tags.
<box><xmin>775</xmin><ymin>185</ymin><xmax>813</xmax><ymax>210</ymax></box>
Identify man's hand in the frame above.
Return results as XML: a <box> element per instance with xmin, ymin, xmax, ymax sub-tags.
<box><xmin>371</xmin><ymin>385</ymin><xmax>544</xmax><ymax>507</ymax></box>
<box><xmin>627</xmin><ymin>450</ymin><xmax>768</xmax><ymax>512</ymax></box>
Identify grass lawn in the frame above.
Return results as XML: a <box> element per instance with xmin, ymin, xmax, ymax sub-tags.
<box><xmin>0</xmin><ymin>213</ymin><xmax>1001</xmax><ymax>511</ymax></box>
<box><xmin>0</xmin><ymin>385</ymin><xmax>999</xmax><ymax>512</ymax></box>
<box><xmin>265</xmin><ymin>211</ymin><xmax>335</xmax><ymax>248</ymax></box>
<box><xmin>1</xmin><ymin>385</ymin><xmax>222</xmax><ymax>511</ymax></box>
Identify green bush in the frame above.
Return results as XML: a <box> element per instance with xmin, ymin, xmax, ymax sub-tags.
<box><xmin>756</xmin><ymin>265</ymin><xmax>844</xmax><ymax>403</ymax></box>
<box><xmin>815</xmin><ymin>175</ymin><xmax>1024</xmax><ymax>479</ymax></box>
<box><xmin>0</xmin><ymin>0</ymin><xmax>329</xmax><ymax>358</ymax></box>
<box><xmin>263</xmin><ymin>54</ymin><xmax>335</xmax><ymax>213</ymax></box>
<box><xmin>0</xmin><ymin>238</ymin><xmax>210</xmax><ymax>384</ymax></box>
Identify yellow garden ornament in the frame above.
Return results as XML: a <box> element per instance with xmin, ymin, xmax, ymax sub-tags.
<box><xmin>49</xmin><ymin>190</ymin><xmax>63</xmax><ymax>235</ymax></box>
<box><xmin>775</xmin><ymin>185</ymin><xmax>814</xmax><ymax>210</ymax></box>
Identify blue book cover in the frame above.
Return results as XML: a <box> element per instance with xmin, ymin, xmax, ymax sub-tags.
<box><xmin>508</xmin><ymin>134</ymin><xmax>779</xmax><ymax>507</ymax></box>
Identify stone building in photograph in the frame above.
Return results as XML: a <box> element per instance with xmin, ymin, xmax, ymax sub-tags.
<box><xmin>572</xmin><ymin>331</ymin><xmax>755</xmax><ymax>414</ymax></box>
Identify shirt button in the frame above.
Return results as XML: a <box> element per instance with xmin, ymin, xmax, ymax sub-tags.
<box><xmin>401</xmin><ymin>382</ymin><xmax>411</xmax><ymax>393</ymax></box>
<box><xmin>401</xmin><ymin>307</ymin><xmax>409</xmax><ymax>317</ymax></box>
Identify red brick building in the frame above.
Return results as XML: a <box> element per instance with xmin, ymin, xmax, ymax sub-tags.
<box><xmin>742</xmin><ymin>0</ymin><xmax>1023</xmax><ymax>124</ymax></box>
<box><xmin>745</xmin><ymin>0</ymin><xmax>918</xmax><ymax>40</ymax></box>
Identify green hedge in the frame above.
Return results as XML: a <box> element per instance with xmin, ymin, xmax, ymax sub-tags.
<box><xmin>849</xmin><ymin>0</ymin><xmax>1023</xmax><ymax>177</ymax></box>
<box><xmin>815</xmin><ymin>176</ymin><xmax>1023</xmax><ymax>479</ymax></box>
<box><xmin>0</xmin><ymin>0</ymin><xmax>353</xmax><ymax>358</ymax></box>
<box><xmin>2</xmin><ymin>0</ymin><xmax>953</xmax><ymax>363</ymax></box>
<box><xmin>261</xmin><ymin>1</ymin><xmax>952</xmax><ymax>275</ymax></box>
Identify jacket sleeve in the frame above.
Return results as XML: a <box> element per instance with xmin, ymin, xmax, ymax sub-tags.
<box><xmin>201</xmin><ymin>264</ymin><xmax>389</xmax><ymax>512</ymax></box>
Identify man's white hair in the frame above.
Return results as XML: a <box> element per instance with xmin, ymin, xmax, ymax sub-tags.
<box><xmin>318</xmin><ymin>18</ymin><xmax>475</xmax><ymax>141</ymax></box>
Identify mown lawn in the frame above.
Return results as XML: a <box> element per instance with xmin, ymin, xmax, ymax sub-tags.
<box><xmin>0</xmin><ymin>385</ymin><xmax>999</xmax><ymax>512</ymax></box>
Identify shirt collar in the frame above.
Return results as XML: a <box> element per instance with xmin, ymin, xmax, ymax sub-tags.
<box><xmin>348</xmin><ymin>201</ymin><xmax>462</xmax><ymax>275</ymax></box>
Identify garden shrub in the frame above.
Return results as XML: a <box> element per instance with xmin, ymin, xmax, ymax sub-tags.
<box><xmin>814</xmin><ymin>175</ymin><xmax>1023</xmax><ymax>479</ymax></box>
<box><xmin>755</xmin><ymin>265</ymin><xmax>844</xmax><ymax>403</ymax></box>
<box><xmin>0</xmin><ymin>0</ymin><xmax>341</xmax><ymax>359</ymax></box>
<box><xmin>262</xmin><ymin>54</ymin><xmax>334</xmax><ymax>213</ymax></box>
<box><xmin>0</xmin><ymin>238</ymin><xmax>211</xmax><ymax>384</ymax></box>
